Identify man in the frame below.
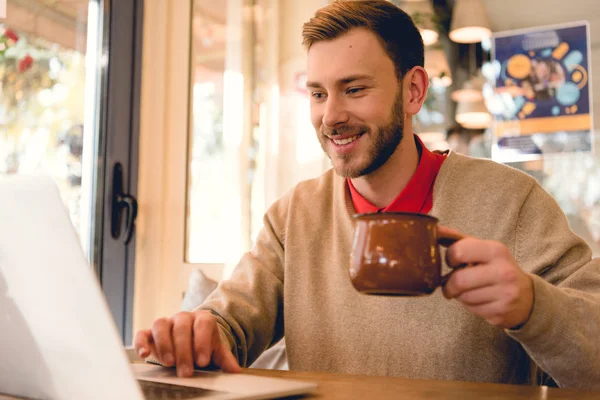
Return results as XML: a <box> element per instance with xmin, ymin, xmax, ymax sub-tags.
<box><xmin>135</xmin><ymin>1</ymin><xmax>600</xmax><ymax>388</ymax></box>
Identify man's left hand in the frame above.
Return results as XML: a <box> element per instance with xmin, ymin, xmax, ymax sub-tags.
<box><xmin>439</xmin><ymin>226</ymin><xmax>534</xmax><ymax>330</ymax></box>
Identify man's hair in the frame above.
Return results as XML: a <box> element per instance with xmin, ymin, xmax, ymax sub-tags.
<box><xmin>302</xmin><ymin>0</ymin><xmax>424</xmax><ymax>79</ymax></box>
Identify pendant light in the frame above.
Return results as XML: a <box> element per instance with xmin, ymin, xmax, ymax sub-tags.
<box><xmin>399</xmin><ymin>0</ymin><xmax>439</xmax><ymax>47</ymax></box>
<box><xmin>451</xmin><ymin>79</ymin><xmax>483</xmax><ymax>102</ymax></box>
<box><xmin>452</xmin><ymin>45</ymin><xmax>486</xmax><ymax>103</ymax></box>
<box><xmin>449</xmin><ymin>0</ymin><xmax>492</xmax><ymax>44</ymax></box>
<box><xmin>425</xmin><ymin>48</ymin><xmax>452</xmax><ymax>88</ymax></box>
<box><xmin>420</xmin><ymin>29</ymin><xmax>439</xmax><ymax>47</ymax></box>
<box><xmin>456</xmin><ymin>98</ymin><xmax>492</xmax><ymax>129</ymax></box>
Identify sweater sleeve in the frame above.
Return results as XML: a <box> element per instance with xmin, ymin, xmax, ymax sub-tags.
<box><xmin>505</xmin><ymin>182</ymin><xmax>600</xmax><ymax>389</ymax></box>
<box><xmin>195</xmin><ymin>197</ymin><xmax>288</xmax><ymax>368</ymax></box>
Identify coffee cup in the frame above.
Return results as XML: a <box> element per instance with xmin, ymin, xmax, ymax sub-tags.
<box><xmin>349</xmin><ymin>212</ymin><xmax>463</xmax><ymax>296</ymax></box>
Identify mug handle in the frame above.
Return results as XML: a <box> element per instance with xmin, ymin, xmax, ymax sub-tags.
<box><xmin>437</xmin><ymin>230</ymin><xmax>464</xmax><ymax>247</ymax></box>
<box><xmin>437</xmin><ymin>229</ymin><xmax>469</xmax><ymax>286</ymax></box>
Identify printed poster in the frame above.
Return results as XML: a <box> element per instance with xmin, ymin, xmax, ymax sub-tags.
<box><xmin>490</xmin><ymin>22</ymin><xmax>593</xmax><ymax>162</ymax></box>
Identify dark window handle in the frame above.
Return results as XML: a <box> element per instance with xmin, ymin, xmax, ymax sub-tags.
<box><xmin>111</xmin><ymin>163</ymin><xmax>138</xmax><ymax>244</ymax></box>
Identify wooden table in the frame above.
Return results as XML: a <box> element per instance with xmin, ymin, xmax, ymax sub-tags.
<box><xmin>244</xmin><ymin>368</ymin><xmax>599</xmax><ymax>399</ymax></box>
<box><xmin>1</xmin><ymin>368</ymin><xmax>598</xmax><ymax>399</ymax></box>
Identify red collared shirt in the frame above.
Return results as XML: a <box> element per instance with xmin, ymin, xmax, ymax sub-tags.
<box><xmin>348</xmin><ymin>135</ymin><xmax>447</xmax><ymax>214</ymax></box>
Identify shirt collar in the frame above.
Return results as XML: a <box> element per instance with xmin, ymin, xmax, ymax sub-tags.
<box><xmin>348</xmin><ymin>134</ymin><xmax>445</xmax><ymax>214</ymax></box>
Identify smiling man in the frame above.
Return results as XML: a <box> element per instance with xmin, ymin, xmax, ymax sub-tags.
<box><xmin>305</xmin><ymin>19</ymin><xmax>442</xmax><ymax>214</ymax></box>
<box><xmin>307</xmin><ymin>30</ymin><xmax>411</xmax><ymax>182</ymax></box>
<box><xmin>135</xmin><ymin>0</ymin><xmax>600</xmax><ymax>388</ymax></box>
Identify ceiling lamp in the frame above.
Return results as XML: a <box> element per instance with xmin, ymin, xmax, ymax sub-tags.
<box><xmin>399</xmin><ymin>0</ymin><xmax>439</xmax><ymax>46</ymax></box>
<box><xmin>425</xmin><ymin>48</ymin><xmax>452</xmax><ymax>88</ymax></box>
<box><xmin>449</xmin><ymin>0</ymin><xmax>492</xmax><ymax>44</ymax></box>
<box><xmin>456</xmin><ymin>98</ymin><xmax>492</xmax><ymax>129</ymax></box>
<box><xmin>452</xmin><ymin>68</ymin><xmax>486</xmax><ymax>102</ymax></box>
<box><xmin>451</xmin><ymin>78</ymin><xmax>484</xmax><ymax>102</ymax></box>
<box><xmin>420</xmin><ymin>28</ymin><xmax>439</xmax><ymax>47</ymax></box>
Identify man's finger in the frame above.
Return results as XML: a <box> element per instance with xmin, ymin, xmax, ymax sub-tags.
<box><xmin>152</xmin><ymin>318</ymin><xmax>175</xmax><ymax>366</ymax></box>
<box><xmin>213</xmin><ymin>342</ymin><xmax>242</xmax><ymax>373</ymax></box>
<box><xmin>442</xmin><ymin>264</ymin><xmax>497</xmax><ymax>299</ymax></box>
<box><xmin>193</xmin><ymin>312</ymin><xmax>217</xmax><ymax>367</ymax></box>
<box><xmin>134</xmin><ymin>329</ymin><xmax>154</xmax><ymax>359</ymax></box>
<box><xmin>454</xmin><ymin>284</ymin><xmax>507</xmax><ymax>306</ymax></box>
<box><xmin>210</xmin><ymin>323</ymin><xmax>241</xmax><ymax>373</ymax></box>
<box><xmin>172</xmin><ymin>313</ymin><xmax>195</xmax><ymax>377</ymax></box>
<box><xmin>446</xmin><ymin>238</ymin><xmax>510</xmax><ymax>267</ymax></box>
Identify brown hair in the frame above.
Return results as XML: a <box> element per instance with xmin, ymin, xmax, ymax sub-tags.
<box><xmin>302</xmin><ymin>0</ymin><xmax>424</xmax><ymax>79</ymax></box>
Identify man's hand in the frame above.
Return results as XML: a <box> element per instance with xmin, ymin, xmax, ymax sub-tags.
<box><xmin>134</xmin><ymin>310</ymin><xmax>241</xmax><ymax>377</ymax></box>
<box><xmin>439</xmin><ymin>226</ymin><xmax>534</xmax><ymax>329</ymax></box>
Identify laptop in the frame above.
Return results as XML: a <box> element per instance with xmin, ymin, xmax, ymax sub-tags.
<box><xmin>0</xmin><ymin>175</ymin><xmax>317</xmax><ymax>400</ymax></box>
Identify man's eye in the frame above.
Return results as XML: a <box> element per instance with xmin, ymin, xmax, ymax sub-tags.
<box><xmin>312</xmin><ymin>92</ymin><xmax>325</xmax><ymax>99</ymax></box>
<box><xmin>347</xmin><ymin>87</ymin><xmax>364</xmax><ymax>95</ymax></box>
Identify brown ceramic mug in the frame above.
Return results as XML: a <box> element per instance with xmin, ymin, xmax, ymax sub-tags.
<box><xmin>349</xmin><ymin>212</ymin><xmax>463</xmax><ymax>296</ymax></box>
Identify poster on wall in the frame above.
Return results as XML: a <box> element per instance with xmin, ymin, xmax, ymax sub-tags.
<box><xmin>489</xmin><ymin>22</ymin><xmax>593</xmax><ymax>163</ymax></box>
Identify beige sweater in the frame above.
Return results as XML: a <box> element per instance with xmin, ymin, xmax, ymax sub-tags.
<box><xmin>200</xmin><ymin>152</ymin><xmax>600</xmax><ymax>388</ymax></box>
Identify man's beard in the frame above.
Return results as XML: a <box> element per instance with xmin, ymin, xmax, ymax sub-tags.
<box><xmin>318</xmin><ymin>91</ymin><xmax>405</xmax><ymax>179</ymax></box>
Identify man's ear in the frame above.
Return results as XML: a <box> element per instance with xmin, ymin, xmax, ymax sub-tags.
<box><xmin>403</xmin><ymin>66</ymin><xmax>429</xmax><ymax>116</ymax></box>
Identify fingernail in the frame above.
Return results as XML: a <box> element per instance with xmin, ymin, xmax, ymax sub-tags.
<box><xmin>164</xmin><ymin>353</ymin><xmax>174</xmax><ymax>365</ymax></box>
<box><xmin>178</xmin><ymin>365</ymin><xmax>191</xmax><ymax>377</ymax></box>
<box><xmin>138</xmin><ymin>347</ymin><xmax>148</xmax><ymax>357</ymax></box>
<box><xmin>196</xmin><ymin>354</ymin><xmax>208</xmax><ymax>366</ymax></box>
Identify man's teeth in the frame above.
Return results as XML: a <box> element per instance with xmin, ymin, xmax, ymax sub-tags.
<box><xmin>332</xmin><ymin>135</ymin><xmax>360</xmax><ymax>145</ymax></box>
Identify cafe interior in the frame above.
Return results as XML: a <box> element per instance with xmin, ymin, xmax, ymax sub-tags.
<box><xmin>1</xmin><ymin>0</ymin><xmax>600</xmax><ymax>398</ymax></box>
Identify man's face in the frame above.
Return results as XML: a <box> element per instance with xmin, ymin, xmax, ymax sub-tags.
<box><xmin>306</xmin><ymin>28</ymin><xmax>405</xmax><ymax>178</ymax></box>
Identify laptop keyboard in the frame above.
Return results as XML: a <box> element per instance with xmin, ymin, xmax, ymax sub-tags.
<box><xmin>138</xmin><ymin>379</ymin><xmax>227</xmax><ymax>399</ymax></box>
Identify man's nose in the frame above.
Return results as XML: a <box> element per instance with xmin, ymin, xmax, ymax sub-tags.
<box><xmin>322</xmin><ymin>95</ymin><xmax>349</xmax><ymax>128</ymax></box>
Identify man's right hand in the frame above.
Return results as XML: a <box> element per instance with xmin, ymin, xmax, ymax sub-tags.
<box><xmin>134</xmin><ymin>310</ymin><xmax>241</xmax><ymax>377</ymax></box>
